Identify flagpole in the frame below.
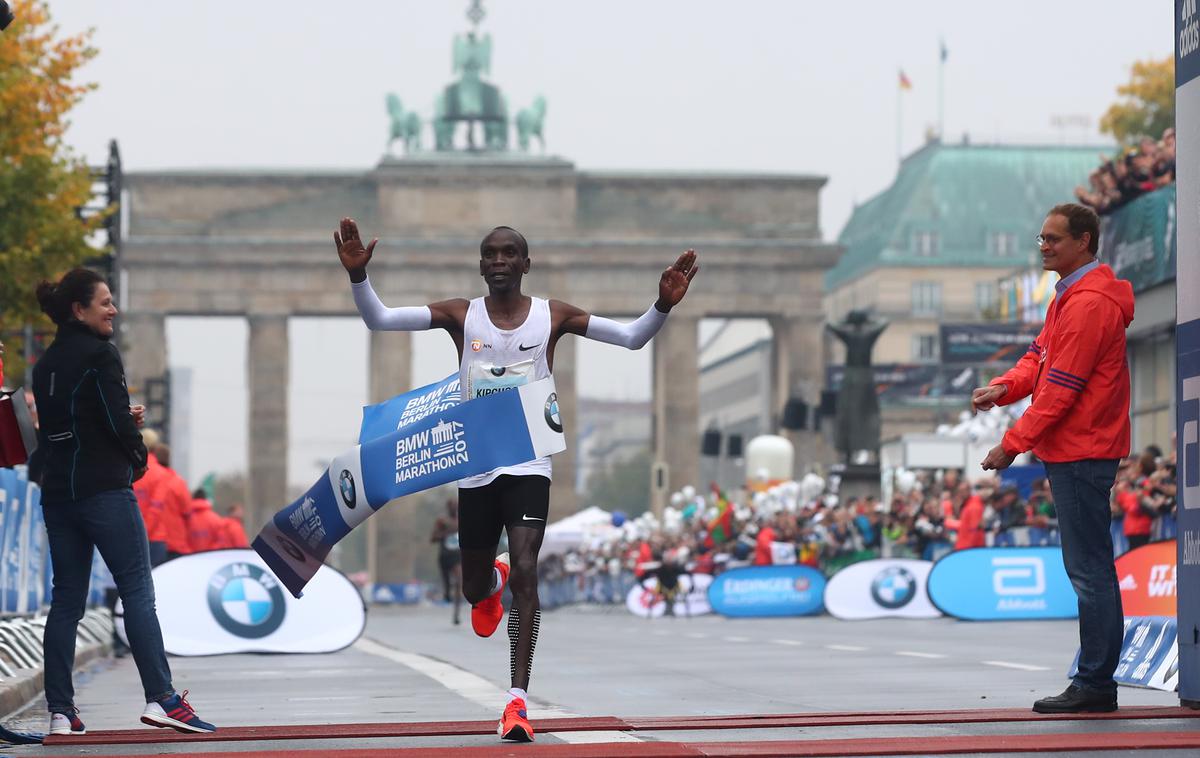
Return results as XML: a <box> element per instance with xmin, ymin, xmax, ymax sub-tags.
<box><xmin>938</xmin><ymin>40</ymin><xmax>945</xmax><ymax>140</ymax></box>
<box><xmin>897</xmin><ymin>74</ymin><xmax>902</xmax><ymax>164</ymax></box>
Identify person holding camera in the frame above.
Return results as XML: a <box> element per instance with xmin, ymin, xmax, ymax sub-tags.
<box><xmin>29</xmin><ymin>268</ymin><xmax>215</xmax><ymax>737</ymax></box>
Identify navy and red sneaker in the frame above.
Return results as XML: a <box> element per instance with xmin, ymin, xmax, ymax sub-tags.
<box><xmin>48</xmin><ymin>709</ymin><xmax>86</xmax><ymax>736</ymax></box>
<box><xmin>140</xmin><ymin>690</ymin><xmax>217</xmax><ymax>733</ymax></box>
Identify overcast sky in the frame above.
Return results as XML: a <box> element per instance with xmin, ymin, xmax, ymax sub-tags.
<box><xmin>44</xmin><ymin>0</ymin><xmax>1170</xmax><ymax>487</ymax></box>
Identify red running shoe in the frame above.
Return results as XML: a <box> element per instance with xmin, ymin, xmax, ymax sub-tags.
<box><xmin>498</xmin><ymin>697</ymin><xmax>534</xmax><ymax>742</ymax></box>
<box><xmin>471</xmin><ymin>552</ymin><xmax>510</xmax><ymax>638</ymax></box>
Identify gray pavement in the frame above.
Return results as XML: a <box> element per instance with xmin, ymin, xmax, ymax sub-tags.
<box><xmin>1</xmin><ymin>603</ymin><xmax>1192</xmax><ymax>756</ymax></box>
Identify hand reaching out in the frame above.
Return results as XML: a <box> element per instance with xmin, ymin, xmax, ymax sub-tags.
<box><xmin>334</xmin><ymin>217</ymin><xmax>377</xmax><ymax>283</ymax></box>
<box><xmin>656</xmin><ymin>249</ymin><xmax>700</xmax><ymax>311</ymax></box>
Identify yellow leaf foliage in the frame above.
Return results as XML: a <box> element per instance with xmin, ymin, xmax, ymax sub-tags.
<box><xmin>1099</xmin><ymin>57</ymin><xmax>1175</xmax><ymax>146</ymax></box>
<box><xmin>1</xmin><ymin>1</ymin><xmax>103</xmax><ymax>380</ymax></box>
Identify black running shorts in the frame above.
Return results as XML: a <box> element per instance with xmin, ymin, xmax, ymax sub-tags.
<box><xmin>457</xmin><ymin>474</ymin><xmax>550</xmax><ymax>550</ymax></box>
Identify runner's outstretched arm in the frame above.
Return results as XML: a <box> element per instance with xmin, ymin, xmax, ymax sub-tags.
<box><xmin>335</xmin><ymin>217</ymin><xmax>465</xmax><ymax>333</ymax></box>
<box><xmin>556</xmin><ymin>249</ymin><xmax>700</xmax><ymax>347</ymax></box>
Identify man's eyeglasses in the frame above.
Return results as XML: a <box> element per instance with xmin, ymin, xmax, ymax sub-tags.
<box><xmin>1035</xmin><ymin>233</ymin><xmax>1075</xmax><ymax>247</ymax></box>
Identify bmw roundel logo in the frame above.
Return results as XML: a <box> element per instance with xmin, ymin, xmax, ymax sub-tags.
<box><xmin>870</xmin><ymin>566</ymin><xmax>917</xmax><ymax>609</ymax></box>
<box><xmin>544</xmin><ymin>392</ymin><xmax>563</xmax><ymax>433</ymax></box>
<box><xmin>207</xmin><ymin>563</ymin><xmax>287</xmax><ymax>639</ymax></box>
<box><xmin>339</xmin><ymin>469</ymin><xmax>357</xmax><ymax>508</ymax></box>
<box><xmin>490</xmin><ymin>366</ymin><xmax>507</xmax><ymax>377</ymax></box>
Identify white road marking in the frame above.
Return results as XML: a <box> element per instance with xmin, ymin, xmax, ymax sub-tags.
<box><xmin>355</xmin><ymin>637</ymin><xmax>644</xmax><ymax>744</ymax></box>
<box><xmin>771</xmin><ymin>639</ymin><xmax>804</xmax><ymax>646</ymax></box>
<box><xmin>723</xmin><ymin>636</ymin><xmax>750</xmax><ymax>643</ymax></box>
<box><xmin>895</xmin><ymin>651</ymin><xmax>946</xmax><ymax>659</ymax></box>
<box><xmin>686</xmin><ymin>632</ymin><xmax>708</xmax><ymax>639</ymax></box>
<box><xmin>826</xmin><ymin>644</ymin><xmax>868</xmax><ymax>652</ymax></box>
<box><xmin>981</xmin><ymin>660</ymin><xmax>1050</xmax><ymax>671</ymax></box>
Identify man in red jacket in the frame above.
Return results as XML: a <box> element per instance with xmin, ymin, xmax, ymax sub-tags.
<box><xmin>974</xmin><ymin>203</ymin><xmax>1133</xmax><ymax>714</ymax></box>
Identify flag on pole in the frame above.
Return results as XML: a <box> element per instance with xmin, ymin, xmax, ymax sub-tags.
<box><xmin>704</xmin><ymin>484</ymin><xmax>735</xmax><ymax>548</ymax></box>
<box><xmin>898</xmin><ymin>70</ymin><xmax>913</xmax><ymax>90</ymax></box>
<box><xmin>940</xmin><ymin>39</ymin><xmax>948</xmax><ymax>62</ymax></box>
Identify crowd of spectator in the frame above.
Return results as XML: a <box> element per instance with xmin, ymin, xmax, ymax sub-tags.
<box><xmin>537</xmin><ymin>442</ymin><xmax>1179</xmax><ymax>608</ymax></box>
<box><xmin>1074</xmin><ymin>128</ymin><xmax>1175</xmax><ymax>215</ymax></box>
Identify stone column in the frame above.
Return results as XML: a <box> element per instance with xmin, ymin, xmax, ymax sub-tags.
<box><xmin>120</xmin><ymin>313</ymin><xmax>167</xmax><ymax>409</ymax></box>
<box><xmin>651</xmin><ymin>313</ymin><xmax>700</xmax><ymax>515</ymax></box>
<box><xmin>769</xmin><ymin>314</ymin><xmax>835</xmax><ymax>476</ymax></box>
<box><xmin>550</xmin><ymin>336</ymin><xmax>579</xmax><ymax>516</ymax></box>
<box><xmin>246</xmin><ymin>315</ymin><xmax>289</xmax><ymax>534</ymax></box>
<box><xmin>368</xmin><ymin>330</ymin><xmax>415</xmax><ymax>585</ymax></box>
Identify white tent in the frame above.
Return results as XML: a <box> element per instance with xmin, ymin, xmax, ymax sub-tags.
<box><xmin>541</xmin><ymin>506</ymin><xmax>616</xmax><ymax>555</ymax></box>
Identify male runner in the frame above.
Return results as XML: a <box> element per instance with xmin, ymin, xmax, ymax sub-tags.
<box><xmin>430</xmin><ymin>499</ymin><xmax>463</xmax><ymax>626</ymax></box>
<box><xmin>336</xmin><ymin>218</ymin><xmax>698</xmax><ymax>742</ymax></box>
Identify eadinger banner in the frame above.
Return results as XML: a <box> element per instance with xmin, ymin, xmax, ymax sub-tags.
<box><xmin>254</xmin><ymin>376</ymin><xmax>565</xmax><ymax>597</ymax></box>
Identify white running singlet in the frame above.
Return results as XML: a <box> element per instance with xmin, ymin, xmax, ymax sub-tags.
<box><xmin>458</xmin><ymin>296</ymin><xmax>553</xmax><ymax>488</ymax></box>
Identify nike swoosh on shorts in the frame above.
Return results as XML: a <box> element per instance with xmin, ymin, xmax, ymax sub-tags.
<box><xmin>521</xmin><ymin>515</ymin><xmax>544</xmax><ymax>521</ymax></box>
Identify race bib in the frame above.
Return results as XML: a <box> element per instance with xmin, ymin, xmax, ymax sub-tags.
<box><xmin>443</xmin><ymin>533</ymin><xmax>460</xmax><ymax>551</ymax></box>
<box><xmin>468</xmin><ymin>359</ymin><xmax>535</xmax><ymax>399</ymax></box>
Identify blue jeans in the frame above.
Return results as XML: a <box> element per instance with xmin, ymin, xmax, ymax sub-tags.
<box><xmin>42</xmin><ymin>488</ymin><xmax>174</xmax><ymax>711</ymax></box>
<box><xmin>1044</xmin><ymin>459</ymin><xmax>1123</xmax><ymax>694</ymax></box>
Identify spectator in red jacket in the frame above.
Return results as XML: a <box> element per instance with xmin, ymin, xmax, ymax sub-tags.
<box><xmin>975</xmin><ymin>203</ymin><xmax>1133</xmax><ymax>715</ymax></box>
<box><xmin>954</xmin><ymin>484</ymin><xmax>987</xmax><ymax>550</ymax></box>
<box><xmin>220</xmin><ymin>503</ymin><xmax>250</xmax><ymax>548</ymax></box>
<box><xmin>151</xmin><ymin>444</ymin><xmax>192</xmax><ymax>559</ymax></box>
<box><xmin>187</xmin><ymin>491</ymin><xmax>227</xmax><ymax>552</ymax></box>
<box><xmin>1116</xmin><ymin>462</ymin><xmax>1153</xmax><ymax>551</ymax></box>
<box><xmin>132</xmin><ymin>430</ymin><xmax>170</xmax><ymax>566</ymax></box>
<box><xmin>753</xmin><ymin>519</ymin><xmax>776</xmax><ymax>565</ymax></box>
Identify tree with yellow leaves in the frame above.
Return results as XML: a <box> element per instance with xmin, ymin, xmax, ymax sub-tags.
<box><xmin>0</xmin><ymin>0</ymin><xmax>104</xmax><ymax>382</ymax></box>
<box><xmin>1099</xmin><ymin>57</ymin><xmax>1175</xmax><ymax>145</ymax></box>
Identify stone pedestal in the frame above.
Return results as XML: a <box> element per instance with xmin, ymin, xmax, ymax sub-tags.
<box><xmin>246</xmin><ymin>315</ymin><xmax>289</xmax><ymax>533</ymax></box>
<box><xmin>651</xmin><ymin>314</ymin><xmax>699</xmax><ymax>515</ymax></box>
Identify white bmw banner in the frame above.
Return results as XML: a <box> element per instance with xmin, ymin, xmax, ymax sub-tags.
<box><xmin>115</xmin><ymin>549</ymin><xmax>366</xmax><ymax>655</ymax></box>
<box><xmin>823</xmin><ymin>558</ymin><xmax>941</xmax><ymax>620</ymax></box>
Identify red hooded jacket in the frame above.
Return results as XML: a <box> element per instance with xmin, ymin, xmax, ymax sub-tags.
<box><xmin>991</xmin><ymin>264</ymin><xmax>1134</xmax><ymax>462</ymax></box>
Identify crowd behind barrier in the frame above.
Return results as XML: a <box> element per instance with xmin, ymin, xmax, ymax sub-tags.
<box><xmin>532</xmin><ymin>441</ymin><xmax>1178</xmax><ymax>610</ymax></box>
<box><xmin>1074</xmin><ymin>128</ymin><xmax>1175</xmax><ymax>215</ymax></box>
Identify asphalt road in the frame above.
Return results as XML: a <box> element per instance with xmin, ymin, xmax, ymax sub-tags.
<box><xmin>2</xmin><ymin>603</ymin><xmax>1191</xmax><ymax>756</ymax></box>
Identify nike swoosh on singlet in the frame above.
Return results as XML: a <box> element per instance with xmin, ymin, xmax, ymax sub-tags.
<box><xmin>518</xmin><ymin>343</ymin><xmax>539</xmax><ymax>351</ymax></box>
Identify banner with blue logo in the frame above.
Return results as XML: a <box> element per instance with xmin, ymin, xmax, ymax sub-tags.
<box><xmin>254</xmin><ymin>376</ymin><xmax>565</xmax><ymax>597</ymax></box>
<box><xmin>707</xmin><ymin>565</ymin><xmax>825</xmax><ymax>618</ymax></box>
<box><xmin>927</xmin><ymin>546</ymin><xmax>1078</xmax><ymax>621</ymax></box>
<box><xmin>824</xmin><ymin>559</ymin><xmax>940</xmax><ymax>620</ymax></box>
<box><xmin>1070</xmin><ymin>616</ymin><xmax>1179</xmax><ymax>692</ymax></box>
<box><xmin>115</xmin><ymin>549</ymin><xmax>365</xmax><ymax>655</ymax></box>
<box><xmin>359</xmin><ymin>373</ymin><xmax>461</xmax><ymax>444</ymax></box>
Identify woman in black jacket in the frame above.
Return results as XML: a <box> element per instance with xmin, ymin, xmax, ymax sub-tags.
<box><xmin>30</xmin><ymin>269</ymin><xmax>215</xmax><ymax>737</ymax></box>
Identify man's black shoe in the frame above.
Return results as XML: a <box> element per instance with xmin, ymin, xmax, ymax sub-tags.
<box><xmin>1032</xmin><ymin>684</ymin><xmax>1117</xmax><ymax>713</ymax></box>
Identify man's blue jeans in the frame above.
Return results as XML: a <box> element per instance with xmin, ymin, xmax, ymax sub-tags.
<box><xmin>42</xmin><ymin>488</ymin><xmax>174</xmax><ymax>711</ymax></box>
<box><xmin>1044</xmin><ymin>458</ymin><xmax>1123</xmax><ymax>695</ymax></box>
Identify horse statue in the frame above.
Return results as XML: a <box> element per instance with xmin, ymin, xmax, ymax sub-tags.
<box><xmin>516</xmin><ymin>96</ymin><xmax>547</xmax><ymax>152</ymax></box>
<box><xmin>385</xmin><ymin>93</ymin><xmax>422</xmax><ymax>155</ymax></box>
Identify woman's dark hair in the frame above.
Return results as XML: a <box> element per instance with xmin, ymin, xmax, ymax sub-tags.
<box><xmin>35</xmin><ymin>268</ymin><xmax>107</xmax><ymax>326</ymax></box>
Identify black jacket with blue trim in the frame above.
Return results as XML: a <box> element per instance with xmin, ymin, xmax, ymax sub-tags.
<box><xmin>29</xmin><ymin>321</ymin><xmax>148</xmax><ymax>504</ymax></box>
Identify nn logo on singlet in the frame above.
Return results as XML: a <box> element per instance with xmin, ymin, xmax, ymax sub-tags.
<box><xmin>470</xmin><ymin>339</ymin><xmax>492</xmax><ymax>352</ymax></box>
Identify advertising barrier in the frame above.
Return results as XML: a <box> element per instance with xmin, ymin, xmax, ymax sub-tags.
<box><xmin>823</xmin><ymin>559</ymin><xmax>940</xmax><ymax>620</ymax></box>
<box><xmin>0</xmin><ymin>466</ymin><xmax>51</xmax><ymax>614</ymax></box>
<box><xmin>1070</xmin><ymin>616</ymin><xmax>1179</xmax><ymax>692</ymax></box>
<box><xmin>625</xmin><ymin>573</ymin><xmax>712</xmax><ymax>618</ymax></box>
<box><xmin>927</xmin><ymin>547</ymin><xmax>1077</xmax><ymax>621</ymax></box>
<box><xmin>116</xmin><ymin>549</ymin><xmax>366</xmax><ymax>655</ymax></box>
<box><xmin>1115</xmin><ymin>539</ymin><xmax>1176</xmax><ymax>618</ymax></box>
<box><xmin>707</xmin><ymin>565</ymin><xmax>825</xmax><ymax>618</ymax></box>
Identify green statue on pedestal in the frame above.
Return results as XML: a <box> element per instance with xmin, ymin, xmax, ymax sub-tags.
<box><xmin>385</xmin><ymin>94</ymin><xmax>422</xmax><ymax>155</ymax></box>
<box><xmin>826</xmin><ymin>310</ymin><xmax>888</xmax><ymax>464</ymax></box>
<box><xmin>434</xmin><ymin>28</ymin><xmax>508</xmax><ymax>151</ymax></box>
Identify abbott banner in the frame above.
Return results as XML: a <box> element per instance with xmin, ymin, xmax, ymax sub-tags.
<box><xmin>115</xmin><ymin>550</ymin><xmax>365</xmax><ymax>655</ymax></box>
<box><xmin>254</xmin><ymin>376</ymin><xmax>565</xmax><ymax>597</ymax></box>
<box><xmin>927</xmin><ymin>547</ymin><xmax>1077</xmax><ymax>621</ymax></box>
<box><xmin>707</xmin><ymin>565</ymin><xmax>825</xmax><ymax>618</ymax></box>
<box><xmin>824</xmin><ymin>559</ymin><xmax>940</xmax><ymax>620</ymax></box>
<box><xmin>1116</xmin><ymin>539</ymin><xmax>1177</xmax><ymax>618</ymax></box>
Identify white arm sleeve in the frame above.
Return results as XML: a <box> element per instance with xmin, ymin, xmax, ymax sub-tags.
<box><xmin>584</xmin><ymin>303</ymin><xmax>669</xmax><ymax>349</ymax></box>
<box><xmin>351</xmin><ymin>276</ymin><xmax>432</xmax><ymax>331</ymax></box>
